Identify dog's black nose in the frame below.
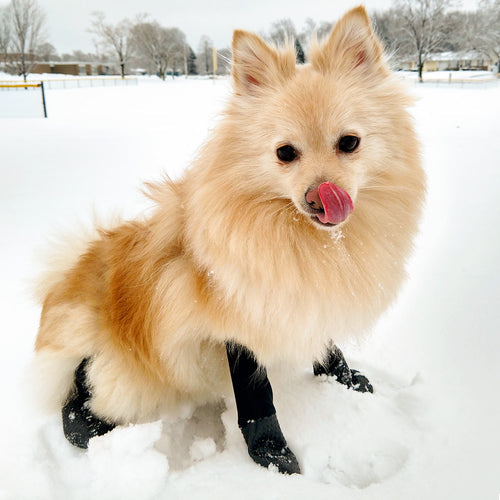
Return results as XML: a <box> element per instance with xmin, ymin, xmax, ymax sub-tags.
<box><xmin>305</xmin><ymin>187</ymin><xmax>323</xmax><ymax>211</ymax></box>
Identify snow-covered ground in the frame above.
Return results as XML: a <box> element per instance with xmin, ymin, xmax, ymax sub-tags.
<box><xmin>0</xmin><ymin>74</ymin><xmax>498</xmax><ymax>499</ymax></box>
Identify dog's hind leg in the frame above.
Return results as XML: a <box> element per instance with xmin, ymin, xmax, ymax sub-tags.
<box><xmin>61</xmin><ymin>358</ymin><xmax>116</xmax><ymax>448</ymax></box>
<box><xmin>225</xmin><ymin>342</ymin><xmax>300</xmax><ymax>474</ymax></box>
<box><xmin>313</xmin><ymin>344</ymin><xmax>373</xmax><ymax>393</ymax></box>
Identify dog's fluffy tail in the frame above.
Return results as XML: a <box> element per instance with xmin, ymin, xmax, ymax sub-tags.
<box><xmin>27</xmin><ymin>351</ymin><xmax>82</xmax><ymax>415</ymax></box>
<box><xmin>32</xmin><ymin>214</ymin><xmax>121</xmax><ymax>305</ymax></box>
<box><xmin>30</xmin><ymin>215</ymin><xmax>121</xmax><ymax>414</ymax></box>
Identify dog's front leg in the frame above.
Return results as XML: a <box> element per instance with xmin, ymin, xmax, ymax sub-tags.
<box><xmin>313</xmin><ymin>344</ymin><xmax>373</xmax><ymax>393</ymax></box>
<box><xmin>225</xmin><ymin>342</ymin><xmax>300</xmax><ymax>474</ymax></box>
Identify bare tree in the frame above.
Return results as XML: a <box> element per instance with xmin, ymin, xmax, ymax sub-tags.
<box><xmin>132</xmin><ymin>21</ymin><xmax>163</xmax><ymax>77</ymax></box>
<box><xmin>314</xmin><ymin>21</ymin><xmax>335</xmax><ymax>43</ymax></box>
<box><xmin>197</xmin><ymin>35</ymin><xmax>212</xmax><ymax>74</ymax></box>
<box><xmin>162</xmin><ymin>26</ymin><xmax>186</xmax><ymax>76</ymax></box>
<box><xmin>299</xmin><ymin>18</ymin><xmax>317</xmax><ymax>47</ymax></box>
<box><xmin>438</xmin><ymin>10</ymin><xmax>474</xmax><ymax>52</ymax></box>
<box><xmin>89</xmin><ymin>12</ymin><xmax>134</xmax><ymax>79</ymax></box>
<box><xmin>394</xmin><ymin>0</ymin><xmax>455</xmax><ymax>81</ymax></box>
<box><xmin>475</xmin><ymin>0</ymin><xmax>500</xmax><ymax>72</ymax></box>
<box><xmin>265</xmin><ymin>18</ymin><xmax>307</xmax><ymax>62</ymax></box>
<box><xmin>61</xmin><ymin>49</ymin><xmax>101</xmax><ymax>63</ymax></box>
<box><xmin>38</xmin><ymin>41</ymin><xmax>58</xmax><ymax>61</ymax></box>
<box><xmin>216</xmin><ymin>47</ymin><xmax>231</xmax><ymax>75</ymax></box>
<box><xmin>296</xmin><ymin>18</ymin><xmax>333</xmax><ymax>49</ymax></box>
<box><xmin>268</xmin><ymin>18</ymin><xmax>297</xmax><ymax>46</ymax></box>
<box><xmin>10</xmin><ymin>0</ymin><xmax>47</xmax><ymax>81</ymax></box>
<box><xmin>0</xmin><ymin>5</ymin><xmax>12</xmax><ymax>71</ymax></box>
<box><xmin>372</xmin><ymin>8</ymin><xmax>402</xmax><ymax>57</ymax></box>
<box><xmin>133</xmin><ymin>21</ymin><xmax>186</xmax><ymax>79</ymax></box>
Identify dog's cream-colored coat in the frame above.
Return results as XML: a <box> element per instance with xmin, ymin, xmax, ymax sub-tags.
<box><xmin>35</xmin><ymin>7</ymin><xmax>425</xmax><ymax>424</ymax></box>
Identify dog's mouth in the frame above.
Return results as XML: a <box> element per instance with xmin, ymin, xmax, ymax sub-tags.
<box><xmin>303</xmin><ymin>182</ymin><xmax>353</xmax><ymax>229</ymax></box>
<box><xmin>309</xmin><ymin>214</ymin><xmax>337</xmax><ymax>228</ymax></box>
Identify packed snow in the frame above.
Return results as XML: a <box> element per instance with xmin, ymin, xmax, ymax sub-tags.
<box><xmin>0</xmin><ymin>74</ymin><xmax>498</xmax><ymax>499</ymax></box>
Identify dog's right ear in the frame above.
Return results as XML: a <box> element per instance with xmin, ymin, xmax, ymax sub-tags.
<box><xmin>231</xmin><ymin>31</ymin><xmax>295</xmax><ymax>96</ymax></box>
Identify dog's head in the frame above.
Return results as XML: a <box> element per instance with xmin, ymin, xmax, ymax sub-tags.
<box><xmin>229</xmin><ymin>6</ymin><xmax>418</xmax><ymax>232</ymax></box>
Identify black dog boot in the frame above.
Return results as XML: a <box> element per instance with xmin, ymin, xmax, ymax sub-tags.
<box><xmin>62</xmin><ymin>358</ymin><xmax>116</xmax><ymax>448</ymax></box>
<box><xmin>241</xmin><ymin>414</ymin><xmax>300</xmax><ymax>475</ymax></box>
<box><xmin>314</xmin><ymin>345</ymin><xmax>373</xmax><ymax>393</ymax></box>
<box><xmin>226</xmin><ymin>342</ymin><xmax>300</xmax><ymax>474</ymax></box>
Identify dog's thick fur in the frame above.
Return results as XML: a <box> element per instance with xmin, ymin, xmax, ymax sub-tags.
<box><xmin>35</xmin><ymin>7</ymin><xmax>425</xmax><ymax>426</ymax></box>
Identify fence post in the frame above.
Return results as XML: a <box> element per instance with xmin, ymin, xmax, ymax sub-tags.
<box><xmin>40</xmin><ymin>82</ymin><xmax>47</xmax><ymax>118</ymax></box>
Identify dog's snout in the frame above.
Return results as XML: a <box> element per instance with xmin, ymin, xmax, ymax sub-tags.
<box><xmin>305</xmin><ymin>188</ymin><xmax>323</xmax><ymax>211</ymax></box>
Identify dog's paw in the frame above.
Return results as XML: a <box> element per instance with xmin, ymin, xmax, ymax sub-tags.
<box><xmin>314</xmin><ymin>346</ymin><xmax>374</xmax><ymax>393</ymax></box>
<box><xmin>350</xmin><ymin>369</ymin><xmax>373</xmax><ymax>393</ymax></box>
<box><xmin>241</xmin><ymin>414</ymin><xmax>301</xmax><ymax>475</ymax></box>
<box><xmin>249</xmin><ymin>441</ymin><xmax>301</xmax><ymax>475</ymax></box>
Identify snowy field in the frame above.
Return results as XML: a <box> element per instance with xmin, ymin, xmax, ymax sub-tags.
<box><xmin>0</xmin><ymin>74</ymin><xmax>499</xmax><ymax>499</ymax></box>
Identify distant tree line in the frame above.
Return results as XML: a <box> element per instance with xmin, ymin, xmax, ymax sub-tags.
<box><xmin>88</xmin><ymin>13</ymin><xmax>238</xmax><ymax>80</ymax></box>
<box><xmin>372</xmin><ymin>0</ymin><xmax>500</xmax><ymax>81</ymax></box>
<box><xmin>260</xmin><ymin>0</ymin><xmax>500</xmax><ymax>81</ymax></box>
<box><xmin>1</xmin><ymin>0</ymin><xmax>500</xmax><ymax>81</ymax></box>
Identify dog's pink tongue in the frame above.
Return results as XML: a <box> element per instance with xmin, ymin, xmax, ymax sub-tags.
<box><xmin>317</xmin><ymin>182</ymin><xmax>353</xmax><ymax>224</ymax></box>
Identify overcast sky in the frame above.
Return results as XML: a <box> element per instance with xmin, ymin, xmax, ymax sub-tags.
<box><xmin>40</xmin><ymin>0</ymin><xmax>481</xmax><ymax>55</ymax></box>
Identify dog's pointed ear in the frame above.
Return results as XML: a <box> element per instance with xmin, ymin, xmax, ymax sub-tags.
<box><xmin>310</xmin><ymin>6</ymin><xmax>389</xmax><ymax>78</ymax></box>
<box><xmin>232</xmin><ymin>30</ymin><xmax>295</xmax><ymax>96</ymax></box>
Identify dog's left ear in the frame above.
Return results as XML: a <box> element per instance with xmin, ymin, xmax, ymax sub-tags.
<box><xmin>310</xmin><ymin>6</ymin><xmax>389</xmax><ymax>78</ymax></box>
<box><xmin>232</xmin><ymin>30</ymin><xmax>295</xmax><ymax>96</ymax></box>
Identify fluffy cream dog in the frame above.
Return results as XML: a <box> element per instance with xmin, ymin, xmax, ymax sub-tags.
<box><xmin>34</xmin><ymin>6</ymin><xmax>425</xmax><ymax>473</ymax></box>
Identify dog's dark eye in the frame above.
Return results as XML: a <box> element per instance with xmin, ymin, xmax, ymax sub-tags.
<box><xmin>276</xmin><ymin>144</ymin><xmax>298</xmax><ymax>163</ymax></box>
<box><xmin>338</xmin><ymin>135</ymin><xmax>360</xmax><ymax>153</ymax></box>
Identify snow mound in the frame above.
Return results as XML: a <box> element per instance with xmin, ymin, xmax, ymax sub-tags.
<box><xmin>0</xmin><ymin>363</ymin><xmax>429</xmax><ymax>499</ymax></box>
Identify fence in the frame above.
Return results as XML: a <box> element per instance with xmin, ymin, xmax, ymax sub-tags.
<box><xmin>407</xmin><ymin>74</ymin><xmax>500</xmax><ymax>89</ymax></box>
<box><xmin>0</xmin><ymin>82</ymin><xmax>47</xmax><ymax>118</ymax></box>
<box><xmin>34</xmin><ymin>76</ymin><xmax>138</xmax><ymax>90</ymax></box>
<box><xmin>0</xmin><ymin>76</ymin><xmax>138</xmax><ymax>90</ymax></box>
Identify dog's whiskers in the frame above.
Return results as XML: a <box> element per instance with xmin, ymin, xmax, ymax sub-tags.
<box><xmin>360</xmin><ymin>184</ymin><xmax>414</xmax><ymax>193</ymax></box>
<box><xmin>270</xmin><ymin>200</ymin><xmax>296</xmax><ymax>219</ymax></box>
